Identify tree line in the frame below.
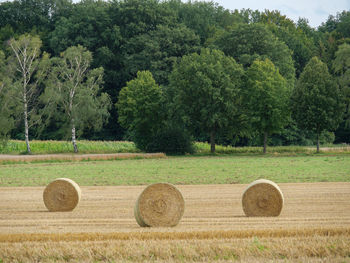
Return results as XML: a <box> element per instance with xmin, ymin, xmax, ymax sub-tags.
<box><xmin>0</xmin><ymin>0</ymin><xmax>349</xmax><ymax>154</ymax></box>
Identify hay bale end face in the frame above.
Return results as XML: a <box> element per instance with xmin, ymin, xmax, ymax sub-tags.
<box><xmin>134</xmin><ymin>183</ymin><xmax>185</xmax><ymax>227</ymax></box>
<box><xmin>242</xmin><ymin>179</ymin><xmax>284</xmax><ymax>217</ymax></box>
<box><xmin>43</xmin><ymin>178</ymin><xmax>81</xmax><ymax>212</ymax></box>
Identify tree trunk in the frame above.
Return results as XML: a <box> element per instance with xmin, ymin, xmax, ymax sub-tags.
<box><xmin>263</xmin><ymin>131</ymin><xmax>268</xmax><ymax>154</ymax></box>
<box><xmin>71</xmin><ymin>120</ymin><xmax>78</xmax><ymax>153</ymax></box>
<box><xmin>316</xmin><ymin>133</ymin><xmax>320</xmax><ymax>153</ymax></box>
<box><xmin>210</xmin><ymin>129</ymin><xmax>215</xmax><ymax>153</ymax></box>
<box><xmin>23</xmin><ymin>93</ymin><xmax>31</xmax><ymax>154</ymax></box>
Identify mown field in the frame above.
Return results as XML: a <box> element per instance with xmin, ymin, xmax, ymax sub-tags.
<box><xmin>0</xmin><ymin>183</ymin><xmax>349</xmax><ymax>262</ymax></box>
<box><xmin>0</xmin><ymin>154</ymin><xmax>349</xmax><ymax>186</ymax></box>
<box><xmin>0</xmin><ymin>141</ymin><xmax>350</xmax><ymax>262</ymax></box>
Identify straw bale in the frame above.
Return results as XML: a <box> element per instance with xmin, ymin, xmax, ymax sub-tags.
<box><xmin>43</xmin><ymin>178</ymin><xmax>81</xmax><ymax>212</ymax></box>
<box><xmin>242</xmin><ymin>179</ymin><xmax>283</xmax><ymax>217</ymax></box>
<box><xmin>134</xmin><ymin>183</ymin><xmax>185</xmax><ymax>227</ymax></box>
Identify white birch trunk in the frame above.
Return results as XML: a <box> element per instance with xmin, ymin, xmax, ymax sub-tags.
<box><xmin>71</xmin><ymin>119</ymin><xmax>78</xmax><ymax>153</ymax></box>
<box><xmin>23</xmin><ymin>63</ymin><xmax>31</xmax><ymax>154</ymax></box>
<box><xmin>24</xmin><ymin>94</ymin><xmax>31</xmax><ymax>154</ymax></box>
<box><xmin>69</xmin><ymin>89</ymin><xmax>78</xmax><ymax>153</ymax></box>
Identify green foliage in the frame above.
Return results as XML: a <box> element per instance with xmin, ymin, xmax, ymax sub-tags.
<box><xmin>145</xmin><ymin>125</ymin><xmax>194</xmax><ymax>155</ymax></box>
<box><xmin>292</xmin><ymin>57</ymin><xmax>345</xmax><ymax>150</ymax></box>
<box><xmin>6</xmin><ymin>34</ymin><xmax>51</xmax><ymax>153</ymax></box>
<box><xmin>259</xmin><ymin>11</ymin><xmax>317</xmax><ymax>77</ymax></box>
<box><xmin>320</xmin><ymin>11</ymin><xmax>350</xmax><ymax>38</ymax></box>
<box><xmin>116</xmin><ymin>70</ymin><xmax>194</xmax><ymax>155</ymax></box>
<box><xmin>270</xmin><ymin>122</ymin><xmax>336</xmax><ymax>146</ymax></box>
<box><xmin>167</xmin><ymin>1</ymin><xmax>244</xmax><ymax>44</ymax></box>
<box><xmin>0</xmin><ymin>0</ymin><xmax>72</xmax><ymax>34</ymax></box>
<box><xmin>245</xmin><ymin>59</ymin><xmax>290</xmax><ymax>152</ymax></box>
<box><xmin>41</xmin><ymin>45</ymin><xmax>111</xmax><ymax>145</ymax></box>
<box><xmin>168</xmin><ymin>48</ymin><xmax>245</xmax><ymax>152</ymax></box>
<box><xmin>0</xmin><ymin>140</ymin><xmax>139</xmax><ymax>154</ymax></box>
<box><xmin>115</xmin><ymin>0</ymin><xmax>177</xmax><ymax>39</ymax></box>
<box><xmin>213</xmin><ymin>23</ymin><xmax>295</xmax><ymax>88</ymax></box>
<box><xmin>125</xmin><ymin>24</ymin><xmax>200</xmax><ymax>85</ymax></box>
<box><xmin>194</xmin><ymin>142</ymin><xmax>312</xmax><ymax>155</ymax></box>
<box><xmin>333</xmin><ymin>43</ymin><xmax>350</xmax><ymax>125</ymax></box>
<box><xmin>49</xmin><ymin>0</ymin><xmax>113</xmax><ymax>54</ymax></box>
<box><xmin>0</xmin><ymin>0</ymin><xmax>349</xmax><ymax>146</ymax></box>
<box><xmin>0</xmin><ymin>51</ymin><xmax>14</xmax><ymax>141</ymax></box>
<box><xmin>116</xmin><ymin>70</ymin><xmax>165</xmax><ymax>151</ymax></box>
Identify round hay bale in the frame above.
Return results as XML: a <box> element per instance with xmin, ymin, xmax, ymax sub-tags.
<box><xmin>43</xmin><ymin>178</ymin><xmax>81</xmax><ymax>212</ymax></box>
<box><xmin>242</xmin><ymin>179</ymin><xmax>283</xmax><ymax>217</ymax></box>
<box><xmin>134</xmin><ymin>183</ymin><xmax>185</xmax><ymax>227</ymax></box>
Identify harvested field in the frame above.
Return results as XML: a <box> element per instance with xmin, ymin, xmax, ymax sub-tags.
<box><xmin>0</xmin><ymin>182</ymin><xmax>349</xmax><ymax>262</ymax></box>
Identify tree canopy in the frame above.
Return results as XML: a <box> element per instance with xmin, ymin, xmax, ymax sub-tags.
<box><xmin>116</xmin><ymin>70</ymin><xmax>164</xmax><ymax>151</ymax></box>
<box><xmin>168</xmin><ymin>48</ymin><xmax>245</xmax><ymax>153</ymax></box>
<box><xmin>245</xmin><ymin>59</ymin><xmax>290</xmax><ymax>153</ymax></box>
<box><xmin>213</xmin><ymin>23</ymin><xmax>296</xmax><ymax>88</ymax></box>
<box><xmin>0</xmin><ymin>0</ymin><xmax>349</xmax><ymax>150</ymax></box>
<box><xmin>7</xmin><ymin>34</ymin><xmax>50</xmax><ymax>153</ymax></box>
<box><xmin>0</xmin><ymin>51</ymin><xmax>14</xmax><ymax>141</ymax></box>
<box><xmin>292</xmin><ymin>57</ymin><xmax>344</xmax><ymax>152</ymax></box>
<box><xmin>41</xmin><ymin>45</ymin><xmax>111</xmax><ymax>152</ymax></box>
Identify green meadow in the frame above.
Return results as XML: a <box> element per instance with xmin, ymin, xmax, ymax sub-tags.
<box><xmin>0</xmin><ymin>155</ymin><xmax>349</xmax><ymax>187</ymax></box>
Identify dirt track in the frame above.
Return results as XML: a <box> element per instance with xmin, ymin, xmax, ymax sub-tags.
<box><xmin>0</xmin><ymin>182</ymin><xmax>349</xmax><ymax>234</ymax></box>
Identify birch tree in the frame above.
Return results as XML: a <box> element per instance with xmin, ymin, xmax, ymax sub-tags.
<box><xmin>7</xmin><ymin>34</ymin><xmax>50</xmax><ymax>153</ymax></box>
<box><xmin>41</xmin><ymin>45</ymin><xmax>111</xmax><ymax>153</ymax></box>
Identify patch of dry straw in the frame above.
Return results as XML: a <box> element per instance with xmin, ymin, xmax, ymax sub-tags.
<box><xmin>242</xmin><ymin>179</ymin><xmax>284</xmax><ymax>217</ymax></box>
<box><xmin>134</xmin><ymin>183</ymin><xmax>185</xmax><ymax>227</ymax></box>
<box><xmin>43</xmin><ymin>178</ymin><xmax>81</xmax><ymax>212</ymax></box>
<box><xmin>0</xmin><ymin>227</ymin><xmax>349</xmax><ymax>242</ymax></box>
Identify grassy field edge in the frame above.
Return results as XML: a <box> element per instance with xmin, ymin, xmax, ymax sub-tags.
<box><xmin>1</xmin><ymin>140</ymin><xmax>350</xmax><ymax>156</ymax></box>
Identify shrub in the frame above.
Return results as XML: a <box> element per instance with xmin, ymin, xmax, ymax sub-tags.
<box><xmin>135</xmin><ymin>126</ymin><xmax>194</xmax><ymax>155</ymax></box>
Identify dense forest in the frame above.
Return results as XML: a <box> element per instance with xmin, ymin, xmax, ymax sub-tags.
<box><xmin>0</xmin><ymin>0</ymin><xmax>349</xmax><ymax>153</ymax></box>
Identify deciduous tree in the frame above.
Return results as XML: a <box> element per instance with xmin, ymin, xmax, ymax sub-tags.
<box><xmin>0</xmin><ymin>51</ymin><xmax>14</xmax><ymax>141</ymax></box>
<box><xmin>213</xmin><ymin>23</ymin><xmax>295</xmax><ymax>88</ymax></box>
<box><xmin>41</xmin><ymin>45</ymin><xmax>111</xmax><ymax>153</ymax></box>
<box><xmin>333</xmin><ymin>43</ymin><xmax>350</xmax><ymax>126</ymax></box>
<box><xmin>116</xmin><ymin>70</ymin><xmax>164</xmax><ymax>151</ymax></box>
<box><xmin>292</xmin><ymin>57</ymin><xmax>344</xmax><ymax>152</ymax></box>
<box><xmin>7</xmin><ymin>34</ymin><xmax>50</xmax><ymax>153</ymax></box>
<box><xmin>168</xmin><ymin>48</ymin><xmax>245</xmax><ymax>153</ymax></box>
<box><xmin>125</xmin><ymin>24</ymin><xmax>200</xmax><ymax>85</ymax></box>
<box><xmin>245</xmin><ymin>59</ymin><xmax>290</xmax><ymax>153</ymax></box>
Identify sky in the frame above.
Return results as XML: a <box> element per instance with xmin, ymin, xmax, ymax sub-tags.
<box><xmin>206</xmin><ymin>0</ymin><xmax>350</xmax><ymax>28</ymax></box>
